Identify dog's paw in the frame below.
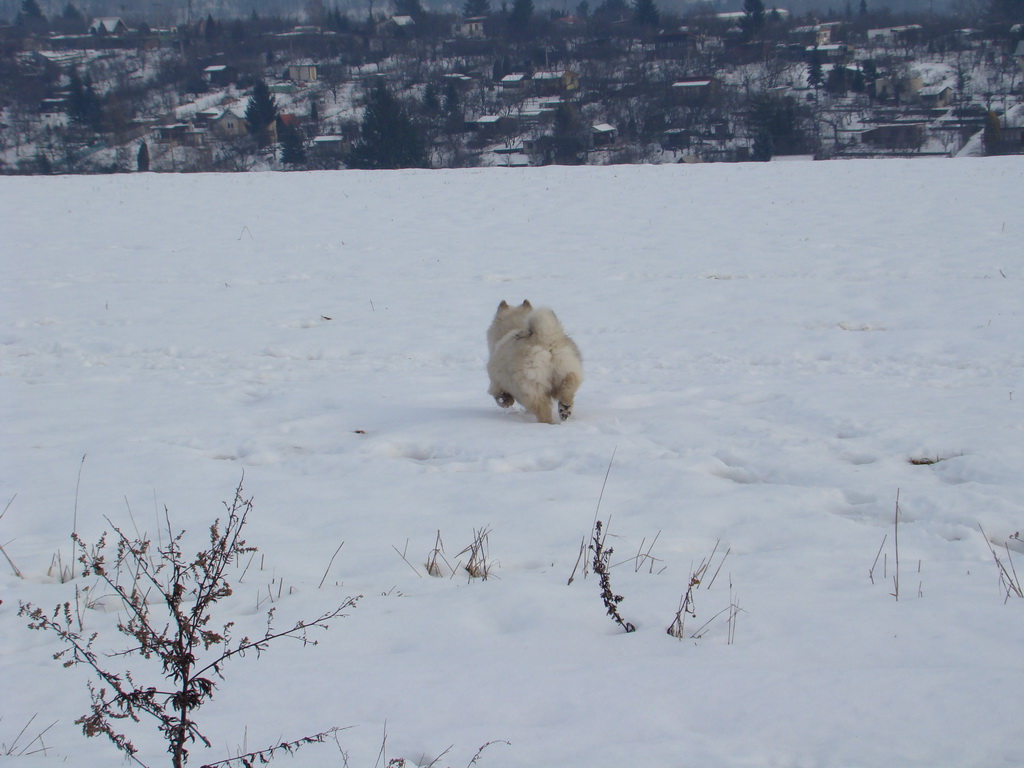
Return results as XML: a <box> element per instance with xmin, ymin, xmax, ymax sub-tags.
<box><xmin>496</xmin><ymin>393</ymin><xmax>515</xmax><ymax>408</ymax></box>
<box><xmin>558</xmin><ymin>402</ymin><xmax>572</xmax><ymax>421</ymax></box>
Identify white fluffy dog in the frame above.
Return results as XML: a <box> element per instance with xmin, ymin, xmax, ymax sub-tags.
<box><xmin>486</xmin><ymin>300</ymin><xmax>583</xmax><ymax>424</ymax></box>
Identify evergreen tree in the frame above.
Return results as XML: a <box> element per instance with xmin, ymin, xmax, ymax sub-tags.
<box><xmin>67</xmin><ymin>68</ymin><xmax>103</xmax><ymax>131</ymax></box>
<box><xmin>423</xmin><ymin>81</ymin><xmax>441</xmax><ymax>114</ymax></box>
<box><xmin>443</xmin><ymin>80</ymin><xmax>464</xmax><ymax>132</ymax></box>
<box><xmin>859</xmin><ymin>0</ymin><xmax>867</xmax><ymax>15</ymax></box>
<box><xmin>345</xmin><ymin>84</ymin><xmax>429</xmax><ymax>170</ymax></box>
<box><xmin>550</xmin><ymin>102</ymin><xmax>585</xmax><ymax>164</ymax></box>
<box><xmin>507</xmin><ymin>0</ymin><xmax>534</xmax><ymax>38</ymax></box>
<box><xmin>748</xmin><ymin>94</ymin><xmax>808</xmax><ymax>161</ymax></box>
<box><xmin>21</xmin><ymin>0</ymin><xmax>46</xmax><ymax>21</ymax></box>
<box><xmin>740</xmin><ymin>0</ymin><xmax>765</xmax><ymax>40</ymax></box>
<box><xmin>807</xmin><ymin>48</ymin><xmax>824</xmax><ymax>90</ymax></box>
<box><xmin>395</xmin><ymin>0</ymin><xmax>425</xmax><ymax>18</ymax></box>
<box><xmin>279</xmin><ymin>120</ymin><xmax>307</xmax><ymax>165</ymax></box>
<box><xmin>982</xmin><ymin>111</ymin><xmax>1002</xmax><ymax>155</ymax></box>
<box><xmin>988</xmin><ymin>0</ymin><xmax>1023</xmax><ymax>22</ymax></box>
<box><xmin>594</xmin><ymin>0</ymin><xmax>629</xmax><ymax>21</ymax></box>
<box><xmin>62</xmin><ymin>2</ymin><xmax>84</xmax><ymax>21</ymax></box>
<box><xmin>137</xmin><ymin>141</ymin><xmax>150</xmax><ymax>172</ymax></box>
<box><xmin>464</xmin><ymin>0</ymin><xmax>490</xmax><ymax>16</ymax></box>
<box><xmin>245</xmin><ymin>81</ymin><xmax>279</xmax><ymax>145</ymax></box>
<box><xmin>16</xmin><ymin>0</ymin><xmax>48</xmax><ymax>29</ymax></box>
<box><xmin>633</xmin><ymin>0</ymin><xmax>660</xmax><ymax>27</ymax></box>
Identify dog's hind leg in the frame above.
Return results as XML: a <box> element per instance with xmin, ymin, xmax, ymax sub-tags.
<box><xmin>555</xmin><ymin>372</ymin><xmax>580</xmax><ymax>421</ymax></box>
<box><xmin>520</xmin><ymin>391</ymin><xmax>555</xmax><ymax>424</ymax></box>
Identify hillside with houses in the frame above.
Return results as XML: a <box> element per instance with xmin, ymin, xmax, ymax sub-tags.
<box><xmin>1</xmin><ymin>0</ymin><xmax>1022</xmax><ymax>172</ymax></box>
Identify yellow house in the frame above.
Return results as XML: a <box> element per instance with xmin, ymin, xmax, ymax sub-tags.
<box><xmin>287</xmin><ymin>63</ymin><xmax>318</xmax><ymax>82</ymax></box>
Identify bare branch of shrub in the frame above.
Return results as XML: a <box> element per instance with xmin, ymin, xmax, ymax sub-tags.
<box><xmin>590</xmin><ymin>519</ymin><xmax>635</xmax><ymax>633</ymax></box>
<box><xmin>19</xmin><ymin>475</ymin><xmax>360</xmax><ymax>768</ymax></box>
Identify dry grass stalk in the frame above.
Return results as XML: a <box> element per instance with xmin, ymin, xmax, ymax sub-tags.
<box><xmin>893</xmin><ymin>490</ymin><xmax>901</xmax><ymax>601</ymax></box>
<box><xmin>979</xmin><ymin>525</ymin><xmax>1023</xmax><ymax>602</ymax></box>
<box><xmin>667</xmin><ymin>540</ymin><xmax>729</xmax><ymax>640</ymax></box>
<box><xmin>0</xmin><ymin>495</ymin><xmax>22</xmax><ymax>578</ymax></box>
<box><xmin>458</xmin><ymin>527</ymin><xmax>493</xmax><ymax>580</ymax></box>
<box><xmin>2</xmin><ymin>714</ymin><xmax>58</xmax><ymax>756</ymax></box>
<box><xmin>425</xmin><ymin>530</ymin><xmax>452</xmax><ymax>578</ymax></box>
<box><xmin>569</xmin><ymin>448</ymin><xmax>617</xmax><ymax>586</ymax></box>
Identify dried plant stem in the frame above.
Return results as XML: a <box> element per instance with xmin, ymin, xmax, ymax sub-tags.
<box><xmin>893</xmin><ymin>490</ymin><xmax>901</xmax><ymax>601</ymax></box>
<box><xmin>319</xmin><ymin>541</ymin><xmax>346</xmax><ymax>589</ymax></box>
<box><xmin>590</xmin><ymin>519</ymin><xmax>635</xmax><ymax>633</ymax></box>
<box><xmin>979</xmin><ymin>524</ymin><xmax>1023</xmax><ymax>601</ymax></box>
<box><xmin>869</xmin><ymin>534</ymin><xmax>888</xmax><ymax>584</ymax></box>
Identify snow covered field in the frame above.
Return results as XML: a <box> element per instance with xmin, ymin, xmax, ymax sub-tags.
<box><xmin>2</xmin><ymin>158</ymin><xmax>1023</xmax><ymax>767</ymax></box>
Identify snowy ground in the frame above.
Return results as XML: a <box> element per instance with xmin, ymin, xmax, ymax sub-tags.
<box><xmin>2</xmin><ymin>158</ymin><xmax>1023</xmax><ymax>768</ymax></box>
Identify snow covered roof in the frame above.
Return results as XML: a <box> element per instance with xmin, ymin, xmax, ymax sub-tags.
<box><xmin>592</xmin><ymin>123</ymin><xmax>616</xmax><ymax>133</ymax></box>
<box><xmin>89</xmin><ymin>17</ymin><xmax>127</xmax><ymax>34</ymax></box>
<box><xmin>673</xmin><ymin>79</ymin><xmax>712</xmax><ymax>88</ymax></box>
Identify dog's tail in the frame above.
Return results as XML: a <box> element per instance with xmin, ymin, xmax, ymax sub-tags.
<box><xmin>526</xmin><ymin>307</ymin><xmax>565</xmax><ymax>341</ymax></box>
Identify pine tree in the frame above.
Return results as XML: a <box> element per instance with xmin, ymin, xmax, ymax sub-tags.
<box><xmin>740</xmin><ymin>0</ymin><xmax>765</xmax><ymax>40</ymax></box>
<box><xmin>507</xmin><ymin>0</ymin><xmax>534</xmax><ymax>38</ymax></box>
<box><xmin>464</xmin><ymin>0</ymin><xmax>490</xmax><ymax>16</ymax></box>
<box><xmin>988</xmin><ymin>0</ymin><xmax>1023</xmax><ymax>23</ymax></box>
<box><xmin>21</xmin><ymin>0</ymin><xmax>46</xmax><ymax>21</ymax></box>
<box><xmin>345</xmin><ymin>84</ymin><xmax>429</xmax><ymax>170</ymax></box>
<box><xmin>245</xmin><ymin>81</ymin><xmax>279</xmax><ymax>145</ymax></box>
<box><xmin>67</xmin><ymin>69</ymin><xmax>103</xmax><ymax>131</ymax></box>
<box><xmin>279</xmin><ymin>120</ymin><xmax>307</xmax><ymax>165</ymax></box>
<box><xmin>633</xmin><ymin>0</ymin><xmax>660</xmax><ymax>27</ymax></box>
<box><xmin>62</xmin><ymin>2</ymin><xmax>83</xmax><ymax>21</ymax></box>
<box><xmin>395</xmin><ymin>0</ymin><xmax>425</xmax><ymax>18</ymax></box>
<box><xmin>982</xmin><ymin>111</ymin><xmax>1002</xmax><ymax>155</ymax></box>
<box><xmin>137</xmin><ymin>141</ymin><xmax>150</xmax><ymax>172</ymax></box>
<box><xmin>807</xmin><ymin>48</ymin><xmax>824</xmax><ymax>90</ymax></box>
<box><xmin>17</xmin><ymin>0</ymin><xmax>48</xmax><ymax>29</ymax></box>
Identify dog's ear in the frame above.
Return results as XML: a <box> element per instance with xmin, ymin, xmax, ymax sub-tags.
<box><xmin>522</xmin><ymin>299</ymin><xmax>532</xmax><ymax>308</ymax></box>
<box><xmin>498</xmin><ymin>300</ymin><xmax>509</xmax><ymax>309</ymax></box>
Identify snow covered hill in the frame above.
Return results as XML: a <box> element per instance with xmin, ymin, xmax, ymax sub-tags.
<box><xmin>2</xmin><ymin>159</ymin><xmax>1023</xmax><ymax>767</ymax></box>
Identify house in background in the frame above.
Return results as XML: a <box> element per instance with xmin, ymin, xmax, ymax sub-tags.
<box><xmin>531</xmin><ymin>70</ymin><xmax>579</xmax><ymax>96</ymax></box>
<box><xmin>457</xmin><ymin>16</ymin><xmax>486</xmax><ymax>38</ymax></box>
<box><xmin>89</xmin><ymin>17</ymin><xmax>128</xmax><ymax>35</ymax></box>
<box><xmin>288</xmin><ymin>63</ymin><xmax>318</xmax><ymax>82</ymax></box>
<box><xmin>203</xmin><ymin>65</ymin><xmax>238</xmax><ymax>88</ymax></box>
<box><xmin>860</xmin><ymin>122</ymin><xmax>926</xmax><ymax>149</ymax></box>
<box><xmin>918</xmin><ymin>84</ymin><xmax>953</xmax><ymax>108</ymax></box>
<box><xmin>210</xmin><ymin>108</ymin><xmax>249</xmax><ymax>138</ymax></box>
<box><xmin>591</xmin><ymin>123</ymin><xmax>617</xmax><ymax>147</ymax></box>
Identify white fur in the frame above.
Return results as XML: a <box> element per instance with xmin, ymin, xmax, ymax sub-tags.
<box><xmin>486</xmin><ymin>302</ymin><xmax>583</xmax><ymax>424</ymax></box>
